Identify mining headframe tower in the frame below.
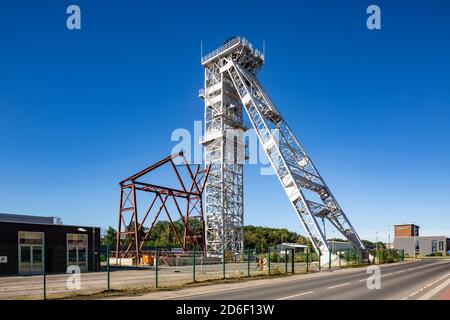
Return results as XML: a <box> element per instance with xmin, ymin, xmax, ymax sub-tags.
<box><xmin>199</xmin><ymin>37</ymin><xmax>367</xmax><ymax>265</ymax></box>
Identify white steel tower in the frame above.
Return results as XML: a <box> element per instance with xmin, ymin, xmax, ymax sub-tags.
<box><xmin>200</xmin><ymin>37</ymin><xmax>367</xmax><ymax>265</ymax></box>
<box><xmin>199</xmin><ymin>38</ymin><xmax>249</xmax><ymax>257</ymax></box>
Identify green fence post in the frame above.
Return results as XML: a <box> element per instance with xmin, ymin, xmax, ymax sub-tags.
<box><xmin>328</xmin><ymin>249</ymin><xmax>332</xmax><ymax>271</ymax></box>
<box><xmin>268</xmin><ymin>247</ymin><xmax>271</xmax><ymax>276</ymax></box>
<box><xmin>339</xmin><ymin>251</ymin><xmax>341</xmax><ymax>268</ymax></box>
<box><xmin>402</xmin><ymin>249</ymin><xmax>405</xmax><ymax>261</ymax></box>
<box><xmin>306</xmin><ymin>249</ymin><xmax>309</xmax><ymax>273</ymax></box>
<box><xmin>347</xmin><ymin>249</ymin><xmax>350</xmax><ymax>268</ymax></box>
<box><xmin>43</xmin><ymin>245</ymin><xmax>46</xmax><ymax>300</ymax></box>
<box><xmin>192</xmin><ymin>248</ymin><xmax>196</xmax><ymax>283</ymax></box>
<box><xmin>106</xmin><ymin>245</ymin><xmax>110</xmax><ymax>291</ymax></box>
<box><xmin>247</xmin><ymin>249</ymin><xmax>250</xmax><ymax>277</ymax></box>
<box><xmin>285</xmin><ymin>249</ymin><xmax>288</xmax><ymax>274</ymax></box>
<box><xmin>292</xmin><ymin>249</ymin><xmax>295</xmax><ymax>274</ymax></box>
<box><xmin>155</xmin><ymin>247</ymin><xmax>159</xmax><ymax>288</ymax></box>
<box><xmin>222</xmin><ymin>247</ymin><xmax>226</xmax><ymax>280</ymax></box>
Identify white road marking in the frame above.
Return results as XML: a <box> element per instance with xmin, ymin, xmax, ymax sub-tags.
<box><xmin>383</xmin><ymin>273</ymin><xmax>393</xmax><ymax>276</ymax></box>
<box><xmin>396</xmin><ymin>270</ymin><xmax>406</xmax><ymax>274</ymax></box>
<box><xmin>277</xmin><ymin>291</ymin><xmax>314</xmax><ymax>300</ymax></box>
<box><xmin>407</xmin><ymin>267</ymin><xmax>418</xmax><ymax>271</ymax></box>
<box><xmin>418</xmin><ymin>278</ymin><xmax>450</xmax><ymax>300</ymax></box>
<box><xmin>358</xmin><ymin>278</ymin><xmax>366</xmax><ymax>282</ymax></box>
<box><xmin>402</xmin><ymin>273</ymin><xmax>450</xmax><ymax>300</ymax></box>
<box><xmin>327</xmin><ymin>282</ymin><xmax>351</xmax><ymax>290</ymax></box>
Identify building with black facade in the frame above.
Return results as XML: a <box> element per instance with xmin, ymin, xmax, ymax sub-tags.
<box><xmin>0</xmin><ymin>213</ymin><xmax>101</xmax><ymax>275</ymax></box>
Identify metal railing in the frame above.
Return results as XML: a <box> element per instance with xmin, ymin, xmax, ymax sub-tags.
<box><xmin>201</xmin><ymin>37</ymin><xmax>265</xmax><ymax>65</ymax></box>
<box><xmin>202</xmin><ymin>37</ymin><xmax>241</xmax><ymax>64</ymax></box>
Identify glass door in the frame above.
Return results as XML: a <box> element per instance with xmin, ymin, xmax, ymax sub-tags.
<box><xmin>77</xmin><ymin>246</ymin><xmax>87</xmax><ymax>270</ymax></box>
<box><xmin>68</xmin><ymin>246</ymin><xmax>78</xmax><ymax>267</ymax></box>
<box><xmin>18</xmin><ymin>232</ymin><xmax>44</xmax><ymax>275</ymax></box>
<box><xmin>31</xmin><ymin>246</ymin><xmax>43</xmax><ymax>274</ymax></box>
<box><xmin>19</xmin><ymin>246</ymin><xmax>31</xmax><ymax>274</ymax></box>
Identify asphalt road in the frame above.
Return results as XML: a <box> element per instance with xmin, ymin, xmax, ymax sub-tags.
<box><xmin>175</xmin><ymin>259</ymin><xmax>450</xmax><ymax>300</ymax></box>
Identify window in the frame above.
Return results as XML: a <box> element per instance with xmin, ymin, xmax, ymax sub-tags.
<box><xmin>68</xmin><ymin>234</ymin><xmax>87</xmax><ymax>246</ymax></box>
<box><xmin>67</xmin><ymin>234</ymin><xmax>88</xmax><ymax>271</ymax></box>
<box><xmin>439</xmin><ymin>241</ymin><xmax>444</xmax><ymax>251</ymax></box>
<box><xmin>19</xmin><ymin>232</ymin><xmax>44</xmax><ymax>245</ymax></box>
<box><xmin>431</xmin><ymin>240</ymin><xmax>437</xmax><ymax>253</ymax></box>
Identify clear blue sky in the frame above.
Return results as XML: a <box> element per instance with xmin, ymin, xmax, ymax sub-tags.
<box><xmin>1</xmin><ymin>1</ymin><xmax>449</xmax><ymax>242</ymax></box>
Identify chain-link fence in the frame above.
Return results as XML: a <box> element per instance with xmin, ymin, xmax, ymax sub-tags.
<box><xmin>0</xmin><ymin>245</ymin><xmax>405</xmax><ymax>300</ymax></box>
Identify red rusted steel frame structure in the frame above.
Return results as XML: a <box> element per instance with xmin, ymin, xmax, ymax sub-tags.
<box><xmin>115</xmin><ymin>151</ymin><xmax>210</xmax><ymax>264</ymax></box>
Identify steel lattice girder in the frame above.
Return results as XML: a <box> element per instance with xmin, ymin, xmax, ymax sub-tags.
<box><xmin>115</xmin><ymin>152</ymin><xmax>210</xmax><ymax>263</ymax></box>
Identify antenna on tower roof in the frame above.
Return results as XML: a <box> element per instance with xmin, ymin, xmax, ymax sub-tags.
<box><xmin>200</xmin><ymin>40</ymin><xmax>203</xmax><ymax>62</ymax></box>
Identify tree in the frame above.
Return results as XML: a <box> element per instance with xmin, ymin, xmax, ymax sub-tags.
<box><xmin>101</xmin><ymin>226</ymin><xmax>117</xmax><ymax>246</ymax></box>
<box><xmin>243</xmin><ymin>225</ymin><xmax>306</xmax><ymax>251</ymax></box>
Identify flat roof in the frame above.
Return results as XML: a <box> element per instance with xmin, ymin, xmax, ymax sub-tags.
<box><xmin>0</xmin><ymin>212</ymin><xmax>60</xmax><ymax>225</ymax></box>
<box><xmin>279</xmin><ymin>243</ymin><xmax>308</xmax><ymax>248</ymax></box>
<box><xmin>0</xmin><ymin>213</ymin><xmax>99</xmax><ymax>229</ymax></box>
<box><xmin>394</xmin><ymin>235</ymin><xmax>447</xmax><ymax>239</ymax></box>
